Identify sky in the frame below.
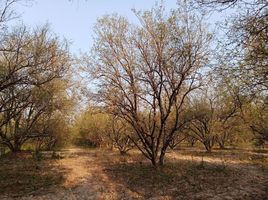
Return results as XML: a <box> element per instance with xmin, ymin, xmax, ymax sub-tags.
<box><xmin>14</xmin><ymin>0</ymin><xmax>179</xmax><ymax>54</ymax></box>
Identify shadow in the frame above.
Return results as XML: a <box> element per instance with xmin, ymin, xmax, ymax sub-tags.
<box><xmin>2</xmin><ymin>148</ymin><xmax>267</xmax><ymax>199</ymax></box>
<box><xmin>0</xmin><ymin>152</ymin><xmax>70</xmax><ymax>197</ymax></box>
<box><xmin>102</xmin><ymin>161</ymin><xmax>223</xmax><ymax>198</ymax></box>
<box><xmin>101</xmin><ymin>153</ymin><xmax>268</xmax><ymax>199</ymax></box>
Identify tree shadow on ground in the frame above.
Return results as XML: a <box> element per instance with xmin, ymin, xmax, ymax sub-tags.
<box><xmin>103</xmin><ymin>154</ymin><xmax>268</xmax><ymax>200</ymax></box>
<box><xmin>0</xmin><ymin>152</ymin><xmax>70</xmax><ymax>198</ymax></box>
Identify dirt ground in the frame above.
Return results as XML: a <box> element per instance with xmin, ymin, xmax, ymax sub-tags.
<box><xmin>0</xmin><ymin>147</ymin><xmax>268</xmax><ymax>200</ymax></box>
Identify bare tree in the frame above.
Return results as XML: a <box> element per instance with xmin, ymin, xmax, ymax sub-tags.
<box><xmin>167</xmin><ymin>108</ymin><xmax>191</xmax><ymax>149</ymax></box>
<box><xmin>168</xmin><ymin>132</ymin><xmax>187</xmax><ymax>150</ymax></box>
<box><xmin>195</xmin><ymin>0</ymin><xmax>268</xmax><ymax>94</ymax></box>
<box><xmin>0</xmin><ymin>25</ymin><xmax>71</xmax><ymax>152</ymax></box>
<box><xmin>188</xmin><ymin>94</ymin><xmax>216</xmax><ymax>152</ymax></box>
<box><xmin>0</xmin><ymin>0</ymin><xmax>21</xmax><ymax>32</ymax></box>
<box><xmin>186</xmin><ymin>135</ymin><xmax>197</xmax><ymax>147</ymax></box>
<box><xmin>193</xmin><ymin>0</ymin><xmax>268</xmax><ymax>145</ymax></box>
<box><xmin>245</xmin><ymin>97</ymin><xmax>268</xmax><ymax>147</ymax></box>
<box><xmin>188</xmin><ymin>82</ymin><xmax>240</xmax><ymax>151</ymax></box>
<box><xmin>108</xmin><ymin>116</ymin><xmax>135</xmax><ymax>155</ymax></box>
<box><xmin>89</xmin><ymin>2</ymin><xmax>211</xmax><ymax>166</ymax></box>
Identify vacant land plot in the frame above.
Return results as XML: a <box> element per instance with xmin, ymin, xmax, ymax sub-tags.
<box><xmin>0</xmin><ymin>148</ymin><xmax>268</xmax><ymax>200</ymax></box>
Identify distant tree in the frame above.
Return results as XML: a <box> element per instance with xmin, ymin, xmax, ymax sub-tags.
<box><xmin>193</xmin><ymin>0</ymin><xmax>268</xmax><ymax>148</ymax></box>
<box><xmin>75</xmin><ymin>107</ymin><xmax>112</xmax><ymax>147</ymax></box>
<box><xmin>188</xmin><ymin>82</ymin><xmax>240</xmax><ymax>151</ymax></box>
<box><xmin>214</xmin><ymin>82</ymin><xmax>242</xmax><ymax>149</ymax></box>
<box><xmin>108</xmin><ymin>116</ymin><xmax>135</xmax><ymax>155</ymax></box>
<box><xmin>185</xmin><ymin>135</ymin><xmax>198</xmax><ymax>147</ymax></box>
<box><xmin>168</xmin><ymin>132</ymin><xmax>187</xmax><ymax>150</ymax></box>
<box><xmin>89</xmin><ymin>2</ymin><xmax>211</xmax><ymax>166</ymax></box>
<box><xmin>30</xmin><ymin>79</ymin><xmax>74</xmax><ymax>151</ymax></box>
<box><xmin>244</xmin><ymin>96</ymin><xmax>268</xmax><ymax>147</ymax></box>
<box><xmin>167</xmin><ymin>108</ymin><xmax>191</xmax><ymax>150</ymax></box>
<box><xmin>188</xmin><ymin>94</ymin><xmax>216</xmax><ymax>152</ymax></box>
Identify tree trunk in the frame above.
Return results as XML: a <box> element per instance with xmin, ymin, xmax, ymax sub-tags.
<box><xmin>0</xmin><ymin>145</ymin><xmax>6</xmax><ymax>156</ymax></box>
<box><xmin>218</xmin><ymin>141</ymin><xmax>225</xmax><ymax>149</ymax></box>
<box><xmin>12</xmin><ymin>144</ymin><xmax>22</xmax><ymax>153</ymax></box>
<box><xmin>204</xmin><ymin>141</ymin><xmax>212</xmax><ymax>153</ymax></box>
<box><xmin>13</xmin><ymin>138</ymin><xmax>22</xmax><ymax>152</ymax></box>
<box><xmin>151</xmin><ymin>157</ymin><xmax>157</xmax><ymax>167</ymax></box>
<box><xmin>205</xmin><ymin>146</ymin><xmax>211</xmax><ymax>153</ymax></box>
<box><xmin>159</xmin><ymin>154</ymin><xmax>165</xmax><ymax>166</ymax></box>
<box><xmin>158</xmin><ymin>145</ymin><xmax>168</xmax><ymax>166</ymax></box>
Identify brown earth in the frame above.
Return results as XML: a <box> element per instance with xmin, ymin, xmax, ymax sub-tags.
<box><xmin>0</xmin><ymin>147</ymin><xmax>268</xmax><ymax>200</ymax></box>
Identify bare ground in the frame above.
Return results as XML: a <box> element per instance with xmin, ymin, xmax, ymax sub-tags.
<box><xmin>0</xmin><ymin>147</ymin><xmax>268</xmax><ymax>200</ymax></box>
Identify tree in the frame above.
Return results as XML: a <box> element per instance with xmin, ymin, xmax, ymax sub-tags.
<box><xmin>194</xmin><ymin>0</ymin><xmax>268</xmax><ymax>147</ymax></box>
<box><xmin>243</xmin><ymin>96</ymin><xmax>268</xmax><ymax>147</ymax></box>
<box><xmin>188</xmin><ymin>82</ymin><xmax>240</xmax><ymax>151</ymax></box>
<box><xmin>74</xmin><ymin>107</ymin><xmax>136</xmax><ymax>153</ymax></box>
<box><xmin>213</xmin><ymin>82</ymin><xmax>242</xmax><ymax>149</ymax></box>
<box><xmin>185</xmin><ymin>135</ymin><xmax>197</xmax><ymax>147</ymax></box>
<box><xmin>188</xmin><ymin>94</ymin><xmax>216</xmax><ymax>152</ymax></box>
<box><xmin>166</xmin><ymin>107</ymin><xmax>191</xmax><ymax>150</ymax></box>
<box><xmin>89</xmin><ymin>2</ymin><xmax>211</xmax><ymax>166</ymax></box>
<box><xmin>168</xmin><ymin>131</ymin><xmax>187</xmax><ymax>150</ymax></box>
<box><xmin>108</xmin><ymin>116</ymin><xmax>135</xmax><ymax>155</ymax></box>
<box><xmin>29</xmin><ymin>78</ymin><xmax>74</xmax><ymax>151</ymax></box>
<box><xmin>75</xmin><ymin>107</ymin><xmax>112</xmax><ymax>147</ymax></box>
<box><xmin>0</xmin><ymin>25</ymin><xmax>71</xmax><ymax>152</ymax></box>
<box><xmin>195</xmin><ymin>0</ymin><xmax>268</xmax><ymax>95</ymax></box>
<box><xmin>0</xmin><ymin>0</ymin><xmax>22</xmax><ymax>33</ymax></box>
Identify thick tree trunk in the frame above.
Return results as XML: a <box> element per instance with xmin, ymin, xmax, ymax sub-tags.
<box><xmin>159</xmin><ymin>154</ymin><xmax>165</xmax><ymax>166</ymax></box>
<box><xmin>151</xmin><ymin>157</ymin><xmax>157</xmax><ymax>167</ymax></box>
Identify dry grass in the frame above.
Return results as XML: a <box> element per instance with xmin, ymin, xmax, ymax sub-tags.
<box><xmin>0</xmin><ymin>148</ymin><xmax>268</xmax><ymax>199</ymax></box>
<box><xmin>101</xmin><ymin>149</ymin><xmax>268</xmax><ymax>199</ymax></box>
<box><xmin>0</xmin><ymin>152</ymin><xmax>67</xmax><ymax>198</ymax></box>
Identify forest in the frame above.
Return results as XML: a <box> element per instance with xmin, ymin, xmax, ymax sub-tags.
<box><xmin>0</xmin><ymin>0</ymin><xmax>267</xmax><ymax>199</ymax></box>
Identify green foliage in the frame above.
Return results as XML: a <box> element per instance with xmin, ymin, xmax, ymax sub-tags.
<box><xmin>73</xmin><ymin>107</ymin><xmax>112</xmax><ymax>148</ymax></box>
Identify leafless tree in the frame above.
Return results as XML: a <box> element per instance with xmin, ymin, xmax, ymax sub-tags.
<box><xmin>0</xmin><ymin>25</ymin><xmax>71</xmax><ymax>152</ymax></box>
<box><xmin>188</xmin><ymin>82</ymin><xmax>241</xmax><ymax>151</ymax></box>
<box><xmin>195</xmin><ymin>0</ymin><xmax>268</xmax><ymax>94</ymax></box>
<box><xmin>188</xmin><ymin>95</ymin><xmax>216</xmax><ymax>152</ymax></box>
<box><xmin>0</xmin><ymin>0</ymin><xmax>20</xmax><ymax>32</ymax></box>
<box><xmin>108</xmin><ymin>116</ymin><xmax>135</xmax><ymax>155</ymax></box>
<box><xmin>89</xmin><ymin>2</ymin><xmax>211</xmax><ymax>166</ymax></box>
<box><xmin>168</xmin><ymin>132</ymin><xmax>187</xmax><ymax>150</ymax></box>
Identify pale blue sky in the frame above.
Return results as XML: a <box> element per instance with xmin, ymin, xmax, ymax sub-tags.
<box><xmin>14</xmin><ymin>0</ymin><xmax>178</xmax><ymax>54</ymax></box>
